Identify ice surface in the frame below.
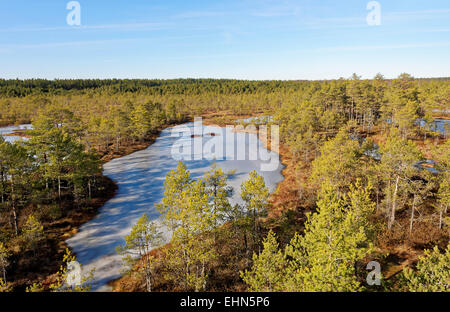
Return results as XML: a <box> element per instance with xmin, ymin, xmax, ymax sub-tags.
<box><xmin>0</xmin><ymin>124</ymin><xmax>32</xmax><ymax>143</ymax></box>
<box><xmin>66</xmin><ymin>122</ymin><xmax>284</xmax><ymax>291</ymax></box>
<box><xmin>419</xmin><ymin>119</ymin><xmax>449</xmax><ymax>136</ymax></box>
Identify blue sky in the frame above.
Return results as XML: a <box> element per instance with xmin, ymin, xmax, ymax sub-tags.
<box><xmin>0</xmin><ymin>0</ymin><xmax>449</xmax><ymax>80</ymax></box>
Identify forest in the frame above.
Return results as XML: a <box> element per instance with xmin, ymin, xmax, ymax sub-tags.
<box><xmin>0</xmin><ymin>74</ymin><xmax>449</xmax><ymax>292</ymax></box>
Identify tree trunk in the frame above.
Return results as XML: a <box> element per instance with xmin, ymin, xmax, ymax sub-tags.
<box><xmin>2</xmin><ymin>265</ymin><xmax>6</xmax><ymax>283</ymax></box>
<box><xmin>439</xmin><ymin>204</ymin><xmax>447</xmax><ymax>230</ymax></box>
<box><xmin>375</xmin><ymin>188</ymin><xmax>379</xmax><ymax>213</ymax></box>
<box><xmin>389</xmin><ymin>176</ymin><xmax>400</xmax><ymax>230</ymax></box>
<box><xmin>244</xmin><ymin>230</ymin><xmax>249</xmax><ymax>266</ymax></box>
<box><xmin>58</xmin><ymin>176</ymin><xmax>61</xmax><ymax>200</ymax></box>
<box><xmin>0</xmin><ymin>171</ymin><xmax>4</xmax><ymax>207</ymax></box>
<box><xmin>201</xmin><ymin>260</ymin><xmax>206</xmax><ymax>291</ymax></box>
<box><xmin>145</xmin><ymin>270</ymin><xmax>152</xmax><ymax>292</ymax></box>
<box><xmin>11</xmin><ymin>177</ymin><xmax>18</xmax><ymax>236</ymax></box>
<box><xmin>409</xmin><ymin>195</ymin><xmax>416</xmax><ymax>234</ymax></box>
<box><xmin>88</xmin><ymin>179</ymin><xmax>92</xmax><ymax>200</ymax></box>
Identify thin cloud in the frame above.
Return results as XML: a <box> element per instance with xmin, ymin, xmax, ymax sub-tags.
<box><xmin>388</xmin><ymin>8</ymin><xmax>450</xmax><ymax>16</ymax></box>
<box><xmin>317</xmin><ymin>42</ymin><xmax>450</xmax><ymax>53</ymax></box>
<box><xmin>0</xmin><ymin>33</ymin><xmax>216</xmax><ymax>53</ymax></box>
<box><xmin>0</xmin><ymin>22</ymin><xmax>171</xmax><ymax>33</ymax></box>
<box><xmin>0</xmin><ymin>38</ymin><xmax>147</xmax><ymax>51</ymax></box>
<box><xmin>384</xmin><ymin>8</ymin><xmax>450</xmax><ymax>22</ymax></box>
<box><xmin>251</xmin><ymin>6</ymin><xmax>300</xmax><ymax>17</ymax></box>
<box><xmin>172</xmin><ymin>11</ymin><xmax>227</xmax><ymax>19</ymax></box>
<box><xmin>136</xmin><ymin>41</ymin><xmax>450</xmax><ymax>62</ymax></box>
<box><xmin>301</xmin><ymin>8</ymin><xmax>450</xmax><ymax>29</ymax></box>
<box><xmin>303</xmin><ymin>16</ymin><xmax>366</xmax><ymax>30</ymax></box>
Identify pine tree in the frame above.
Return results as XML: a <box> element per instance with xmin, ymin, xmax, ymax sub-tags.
<box><xmin>241</xmin><ymin>183</ymin><xmax>375</xmax><ymax>292</ymax></box>
<box><xmin>0</xmin><ymin>242</ymin><xmax>10</xmax><ymax>285</ymax></box>
<box><xmin>240</xmin><ymin>231</ymin><xmax>287</xmax><ymax>292</ymax></box>
<box><xmin>437</xmin><ymin>179</ymin><xmax>450</xmax><ymax>230</ymax></box>
<box><xmin>382</xmin><ymin>73</ymin><xmax>421</xmax><ymax>138</ymax></box>
<box><xmin>284</xmin><ymin>183</ymin><xmax>374</xmax><ymax>292</ymax></box>
<box><xmin>21</xmin><ymin>215</ymin><xmax>45</xmax><ymax>254</ymax></box>
<box><xmin>157</xmin><ymin>162</ymin><xmax>217</xmax><ymax>291</ymax></box>
<box><xmin>310</xmin><ymin>128</ymin><xmax>363</xmax><ymax>195</ymax></box>
<box><xmin>49</xmin><ymin>248</ymin><xmax>93</xmax><ymax>292</ymax></box>
<box><xmin>156</xmin><ymin>161</ymin><xmax>192</xmax><ymax>233</ymax></box>
<box><xmin>433</xmin><ymin>140</ymin><xmax>450</xmax><ymax>229</ymax></box>
<box><xmin>116</xmin><ymin>214</ymin><xmax>162</xmax><ymax>292</ymax></box>
<box><xmin>0</xmin><ymin>141</ymin><xmax>33</xmax><ymax>235</ymax></box>
<box><xmin>402</xmin><ymin>244</ymin><xmax>450</xmax><ymax>292</ymax></box>
<box><xmin>379</xmin><ymin>128</ymin><xmax>422</xmax><ymax>230</ymax></box>
<box><xmin>204</xmin><ymin>163</ymin><xmax>234</xmax><ymax>224</ymax></box>
<box><xmin>130</xmin><ymin>102</ymin><xmax>152</xmax><ymax>140</ymax></box>
<box><xmin>27</xmin><ymin>127</ymin><xmax>83</xmax><ymax>200</ymax></box>
<box><xmin>240</xmin><ymin>171</ymin><xmax>269</xmax><ymax>254</ymax></box>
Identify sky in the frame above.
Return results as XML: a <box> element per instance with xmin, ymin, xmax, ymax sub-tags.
<box><xmin>0</xmin><ymin>0</ymin><xmax>449</xmax><ymax>80</ymax></box>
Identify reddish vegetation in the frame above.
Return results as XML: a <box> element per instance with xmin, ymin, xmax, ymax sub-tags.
<box><xmin>6</xmin><ymin>176</ymin><xmax>117</xmax><ymax>291</ymax></box>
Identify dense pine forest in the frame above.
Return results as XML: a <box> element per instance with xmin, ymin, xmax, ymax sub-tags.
<box><xmin>0</xmin><ymin>74</ymin><xmax>449</xmax><ymax>292</ymax></box>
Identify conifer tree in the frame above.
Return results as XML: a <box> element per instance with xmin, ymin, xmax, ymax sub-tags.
<box><xmin>130</xmin><ymin>102</ymin><xmax>152</xmax><ymax>141</ymax></box>
<box><xmin>310</xmin><ymin>128</ymin><xmax>363</xmax><ymax>195</ymax></box>
<box><xmin>382</xmin><ymin>73</ymin><xmax>421</xmax><ymax>138</ymax></box>
<box><xmin>402</xmin><ymin>244</ymin><xmax>450</xmax><ymax>292</ymax></box>
<box><xmin>156</xmin><ymin>161</ymin><xmax>192</xmax><ymax>232</ymax></box>
<box><xmin>284</xmin><ymin>184</ymin><xmax>374</xmax><ymax>292</ymax></box>
<box><xmin>240</xmin><ymin>171</ymin><xmax>269</xmax><ymax>253</ymax></box>
<box><xmin>241</xmin><ymin>183</ymin><xmax>375</xmax><ymax>292</ymax></box>
<box><xmin>379</xmin><ymin>128</ymin><xmax>422</xmax><ymax>230</ymax></box>
<box><xmin>117</xmin><ymin>214</ymin><xmax>162</xmax><ymax>292</ymax></box>
<box><xmin>0</xmin><ymin>242</ymin><xmax>10</xmax><ymax>285</ymax></box>
<box><xmin>157</xmin><ymin>162</ymin><xmax>217</xmax><ymax>291</ymax></box>
<box><xmin>240</xmin><ymin>231</ymin><xmax>287</xmax><ymax>292</ymax></box>
<box><xmin>0</xmin><ymin>141</ymin><xmax>32</xmax><ymax>235</ymax></box>
<box><xmin>21</xmin><ymin>215</ymin><xmax>45</xmax><ymax>254</ymax></box>
<box><xmin>437</xmin><ymin>180</ymin><xmax>450</xmax><ymax>230</ymax></box>
<box><xmin>26</xmin><ymin>248</ymin><xmax>93</xmax><ymax>292</ymax></box>
<box><xmin>204</xmin><ymin>163</ymin><xmax>234</xmax><ymax>224</ymax></box>
<box><xmin>49</xmin><ymin>248</ymin><xmax>93</xmax><ymax>292</ymax></box>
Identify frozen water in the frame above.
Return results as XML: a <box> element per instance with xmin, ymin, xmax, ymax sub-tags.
<box><xmin>66</xmin><ymin>122</ymin><xmax>284</xmax><ymax>291</ymax></box>
<box><xmin>0</xmin><ymin>124</ymin><xmax>32</xmax><ymax>143</ymax></box>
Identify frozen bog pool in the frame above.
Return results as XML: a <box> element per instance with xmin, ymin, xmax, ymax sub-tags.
<box><xmin>0</xmin><ymin>124</ymin><xmax>32</xmax><ymax>135</ymax></box>
<box><xmin>66</xmin><ymin>122</ymin><xmax>284</xmax><ymax>291</ymax></box>
<box><xmin>419</xmin><ymin>119</ymin><xmax>449</xmax><ymax>136</ymax></box>
<box><xmin>0</xmin><ymin>124</ymin><xmax>32</xmax><ymax>143</ymax></box>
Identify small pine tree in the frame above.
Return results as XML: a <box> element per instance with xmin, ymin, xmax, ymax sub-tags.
<box><xmin>204</xmin><ymin>163</ymin><xmax>234</xmax><ymax>224</ymax></box>
<box><xmin>0</xmin><ymin>277</ymin><xmax>11</xmax><ymax>292</ymax></box>
<box><xmin>379</xmin><ymin>128</ymin><xmax>422</xmax><ymax>230</ymax></box>
<box><xmin>0</xmin><ymin>242</ymin><xmax>10</xmax><ymax>287</ymax></box>
<box><xmin>240</xmin><ymin>171</ymin><xmax>269</xmax><ymax>253</ymax></box>
<box><xmin>402</xmin><ymin>244</ymin><xmax>450</xmax><ymax>292</ymax></box>
<box><xmin>157</xmin><ymin>162</ymin><xmax>218</xmax><ymax>291</ymax></box>
<box><xmin>285</xmin><ymin>183</ymin><xmax>374</xmax><ymax>292</ymax></box>
<box><xmin>241</xmin><ymin>182</ymin><xmax>375</xmax><ymax>292</ymax></box>
<box><xmin>116</xmin><ymin>214</ymin><xmax>162</xmax><ymax>292</ymax></box>
<box><xmin>240</xmin><ymin>231</ymin><xmax>287</xmax><ymax>292</ymax></box>
<box><xmin>49</xmin><ymin>248</ymin><xmax>93</xmax><ymax>292</ymax></box>
<box><xmin>26</xmin><ymin>248</ymin><xmax>93</xmax><ymax>292</ymax></box>
<box><xmin>21</xmin><ymin>215</ymin><xmax>45</xmax><ymax>254</ymax></box>
<box><xmin>437</xmin><ymin>179</ymin><xmax>450</xmax><ymax>230</ymax></box>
